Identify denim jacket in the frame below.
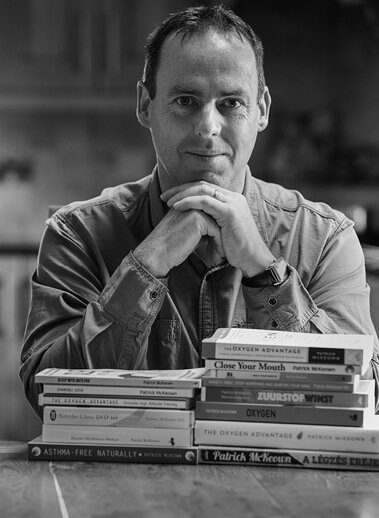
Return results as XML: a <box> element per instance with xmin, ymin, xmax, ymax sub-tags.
<box><xmin>20</xmin><ymin>167</ymin><xmax>379</xmax><ymax>415</ymax></box>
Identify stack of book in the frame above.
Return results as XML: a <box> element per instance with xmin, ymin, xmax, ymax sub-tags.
<box><xmin>194</xmin><ymin>328</ymin><xmax>379</xmax><ymax>470</ymax></box>
<box><xmin>29</xmin><ymin>367</ymin><xmax>207</xmax><ymax>464</ymax></box>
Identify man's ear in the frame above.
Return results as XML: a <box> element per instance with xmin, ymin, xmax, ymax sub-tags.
<box><xmin>136</xmin><ymin>81</ymin><xmax>152</xmax><ymax>129</ymax></box>
<box><xmin>257</xmin><ymin>86</ymin><xmax>271</xmax><ymax>132</ymax></box>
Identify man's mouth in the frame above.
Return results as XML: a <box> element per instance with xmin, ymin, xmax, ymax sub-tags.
<box><xmin>187</xmin><ymin>151</ymin><xmax>225</xmax><ymax>158</ymax></box>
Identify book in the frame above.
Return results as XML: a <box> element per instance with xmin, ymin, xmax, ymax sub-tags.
<box><xmin>201</xmin><ymin>375</ymin><xmax>359</xmax><ymax>393</ymax></box>
<box><xmin>201</xmin><ymin>328</ymin><xmax>373</xmax><ymax>370</ymax></box>
<box><xmin>204</xmin><ymin>359</ymin><xmax>363</xmax><ymax>375</ymax></box>
<box><xmin>27</xmin><ymin>437</ymin><xmax>379</xmax><ymax>469</ymax></box>
<box><xmin>200</xmin><ymin>380</ymin><xmax>374</xmax><ymax>408</ymax></box>
<box><xmin>38</xmin><ymin>394</ymin><xmax>195</xmax><ymax>409</ymax></box>
<box><xmin>43</xmin><ymin>406</ymin><xmax>195</xmax><ymax>429</ymax></box>
<box><xmin>198</xmin><ymin>447</ymin><xmax>379</xmax><ymax>470</ymax></box>
<box><xmin>194</xmin><ymin>417</ymin><xmax>379</xmax><ymax>453</ymax></box>
<box><xmin>195</xmin><ymin>401</ymin><xmax>373</xmax><ymax>427</ymax></box>
<box><xmin>28</xmin><ymin>437</ymin><xmax>197</xmax><ymax>464</ymax></box>
<box><xmin>42</xmin><ymin>384</ymin><xmax>196</xmax><ymax>398</ymax></box>
<box><xmin>42</xmin><ymin>424</ymin><xmax>193</xmax><ymax>447</ymax></box>
<box><xmin>35</xmin><ymin>367</ymin><xmax>208</xmax><ymax>388</ymax></box>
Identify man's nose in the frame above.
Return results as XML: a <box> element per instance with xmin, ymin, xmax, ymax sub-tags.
<box><xmin>194</xmin><ymin>104</ymin><xmax>222</xmax><ymax>139</ymax></box>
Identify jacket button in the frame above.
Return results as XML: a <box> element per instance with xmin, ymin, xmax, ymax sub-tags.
<box><xmin>150</xmin><ymin>290</ymin><xmax>158</xmax><ymax>300</ymax></box>
<box><xmin>268</xmin><ymin>297</ymin><xmax>277</xmax><ymax>306</ymax></box>
<box><xmin>271</xmin><ymin>320</ymin><xmax>279</xmax><ymax>328</ymax></box>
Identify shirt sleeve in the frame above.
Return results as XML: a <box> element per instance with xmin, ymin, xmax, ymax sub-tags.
<box><xmin>241</xmin><ymin>223</ymin><xmax>379</xmax><ymax>411</ymax></box>
<box><xmin>20</xmin><ymin>218</ymin><xmax>168</xmax><ymax>417</ymax></box>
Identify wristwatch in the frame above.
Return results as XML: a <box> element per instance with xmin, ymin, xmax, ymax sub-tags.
<box><xmin>243</xmin><ymin>257</ymin><xmax>289</xmax><ymax>287</ymax></box>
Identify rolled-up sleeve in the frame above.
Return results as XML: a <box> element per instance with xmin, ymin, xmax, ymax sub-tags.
<box><xmin>20</xmin><ymin>218</ymin><xmax>167</xmax><ymax>417</ymax></box>
<box><xmin>242</xmin><ymin>222</ymin><xmax>379</xmax><ymax>411</ymax></box>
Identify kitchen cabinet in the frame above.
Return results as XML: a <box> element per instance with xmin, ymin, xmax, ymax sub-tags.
<box><xmin>0</xmin><ymin>251</ymin><xmax>41</xmax><ymax>440</ymax></box>
<box><xmin>0</xmin><ymin>0</ymin><xmax>175</xmax><ymax>110</ymax></box>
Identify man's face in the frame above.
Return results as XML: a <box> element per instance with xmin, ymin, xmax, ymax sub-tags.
<box><xmin>137</xmin><ymin>29</ymin><xmax>270</xmax><ymax>193</ymax></box>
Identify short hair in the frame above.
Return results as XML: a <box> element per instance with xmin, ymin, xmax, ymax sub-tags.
<box><xmin>142</xmin><ymin>5</ymin><xmax>266</xmax><ymax>101</ymax></box>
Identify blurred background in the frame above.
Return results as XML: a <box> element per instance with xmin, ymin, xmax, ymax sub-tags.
<box><xmin>0</xmin><ymin>0</ymin><xmax>378</xmax><ymax>440</ymax></box>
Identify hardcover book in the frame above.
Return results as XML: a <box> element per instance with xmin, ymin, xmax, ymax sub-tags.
<box><xmin>201</xmin><ymin>328</ymin><xmax>373</xmax><ymax>370</ymax></box>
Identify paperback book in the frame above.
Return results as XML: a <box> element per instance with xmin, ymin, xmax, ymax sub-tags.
<box><xmin>35</xmin><ymin>368</ymin><xmax>208</xmax><ymax>388</ymax></box>
<box><xmin>38</xmin><ymin>394</ymin><xmax>195</xmax><ymax>409</ymax></box>
<box><xmin>194</xmin><ymin>417</ymin><xmax>379</xmax><ymax>453</ymax></box>
<box><xmin>200</xmin><ymin>380</ymin><xmax>374</xmax><ymax>408</ymax></box>
<box><xmin>198</xmin><ymin>446</ymin><xmax>379</xmax><ymax>470</ymax></box>
<box><xmin>204</xmin><ymin>359</ymin><xmax>363</xmax><ymax>375</ymax></box>
<box><xmin>43</xmin><ymin>406</ymin><xmax>195</xmax><ymax>428</ymax></box>
<box><xmin>201</xmin><ymin>374</ymin><xmax>360</xmax><ymax>393</ymax></box>
<box><xmin>195</xmin><ymin>401</ymin><xmax>373</xmax><ymax>427</ymax></box>
<box><xmin>28</xmin><ymin>437</ymin><xmax>197</xmax><ymax>464</ymax></box>
<box><xmin>42</xmin><ymin>424</ymin><xmax>194</xmax><ymax>447</ymax></box>
<box><xmin>41</xmin><ymin>384</ymin><xmax>196</xmax><ymax>398</ymax></box>
<box><xmin>201</xmin><ymin>328</ymin><xmax>373</xmax><ymax>370</ymax></box>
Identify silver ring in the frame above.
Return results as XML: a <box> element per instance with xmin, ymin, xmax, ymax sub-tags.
<box><xmin>213</xmin><ymin>188</ymin><xmax>218</xmax><ymax>199</ymax></box>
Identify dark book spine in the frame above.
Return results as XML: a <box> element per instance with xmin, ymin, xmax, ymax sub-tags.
<box><xmin>28</xmin><ymin>442</ymin><xmax>198</xmax><ymax>464</ymax></box>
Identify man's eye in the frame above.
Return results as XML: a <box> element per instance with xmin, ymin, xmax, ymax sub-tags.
<box><xmin>175</xmin><ymin>96</ymin><xmax>194</xmax><ymax>106</ymax></box>
<box><xmin>221</xmin><ymin>98</ymin><xmax>242</xmax><ymax>109</ymax></box>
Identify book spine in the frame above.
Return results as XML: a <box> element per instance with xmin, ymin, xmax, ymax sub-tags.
<box><xmin>201</xmin><ymin>387</ymin><xmax>369</xmax><ymax>408</ymax></box>
<box><xmin>194</xmin><ymin>420</ymin><xmax>379</xmax><ymax>453</ymax></box>
<box><xmin>38</xmin><ymin>394</ymin><xmax>192</xmax><ymax>409</ymax></box>
<box><xmin>28</xmin><ymin>442</ymin><xmax>197</xmax><ymax>464</ymax></box>
<box><xmin>42</xmin><ymin>384</ymin><xmax>196</xmax><ymax>398</ymax></box>
<box><xmin>43</xmin><ymin>406</ymin><xmax>195</xmax><ymax>428</ymax></box>
<box><xmin>198</xmin><ymin>447</ymin><xmax>379</xmax><ymax>470</ymax></box>
<box><xmin>201</xmin><ymin>342</ymin><xmax>363</xmax><ymax>365</ymax></box>
<box><xmin>203</xmin><ymin>359</ymin><xmax>362</xmax><ymax>375</ymax></box>
<box><xmin>201</xmin><ymin>377</ymin><xmax>356</xmax><ymax>393</ymax></box>
<box><xmin>35</xmin><ymin>372</ymin><xmax>202</xmax><ymax>388</ymax></box>
<box><xmin>204</xmin><ymin>370</ymin><xmax>357</xmax><ymax>383</ymax></box>
<box><xmin>42</xmin><ymin>424</ymin><xmax>193</xmax><ymax>447</ymax></box>
<box><xmin>195</xmin><ymin>401</ymin><xmax>367</xmax><ymax>426</ymax></box>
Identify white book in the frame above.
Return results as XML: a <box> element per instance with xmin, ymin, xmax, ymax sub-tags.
<box><xmin>43</xmin><ymin>406</ymin><xmax>195</xmax><ymax>429</ymax></box>
<box><xmin>35</xmin><ymin>367</ymin><xmax>208</xmax><ymax>388</ymax></box>
<box><xmin>204</xmin><ymin>359</ymin><xmax>363</xmax><ymax>375</ymax></box>
<box><xmin>201</xmin><ymin>328</ymin><xmax>373</xmax><ymax>371</ymax></box>
<box><xmin>42</xmin><ymin>384</ymin><xmax>196</xmax><ymax>398</ymax></box>
<box><xmin>194</xmin><ymin>416</ymin><xmax>379</xmax><ymax>453</ymax></box>
<box><xmin>42</xmin><ymin>424</ymin><xmax>193</xmax><ymax>447</ymax></box>
<box><xmin>39</xmin><ymin>394</ymin><xmax>194</xmax><ymax>409</ymax></box>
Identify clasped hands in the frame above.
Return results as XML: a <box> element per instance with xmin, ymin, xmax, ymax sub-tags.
<box><xmin>133</xmin><ymin>181</ymin><xmax>275</xmax><ymax>279</ymax></box>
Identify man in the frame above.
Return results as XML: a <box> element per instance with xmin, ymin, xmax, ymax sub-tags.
<box><xmin>20</xmin><ymin>5</ymin><xmax>379</xmax><ymax>416</ymax></box>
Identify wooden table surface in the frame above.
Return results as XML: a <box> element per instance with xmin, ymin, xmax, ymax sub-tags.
<box><xmin>1</xmin><ymin>441</ymin><xmax>379</xmax><ymax>518</ymax></box>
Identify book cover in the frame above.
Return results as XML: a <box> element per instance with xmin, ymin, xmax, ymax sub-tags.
<box><xmin>194</xmin><ymin>417</ymin><xmax>379</xmax><ymax>453</ymax></box>
<box><xmin>195</xmin><ymin>401</ymin><xmax>373</xmax><ymax>427</ymax></box>
<box><xmin>201</xmin><ymin>328</ymin><xmax>373</xmax><ymax>370</ymax></box>
<box><xmin>43</xmin><ymin>406</ymin><xmax>195</xmax><ymax>428</ymax></box>
<box><xmin>42</xmin><ymin>384</ymin><xmax>196</xmax><ymax>398</ymax></box>
<box><xmin>201</xmin><ymin>375</ymin><xmax>359</xmax><ymax>393</ymax></box>
<box><xmin>38</xmin><ymin>394</ymin><xmax>194</xmax><ymax>410</ymax></box>
<box><xmin>200</xmin><ymin>380</ymin><xmax>374</xmax><ymax>409</ymax></box>
<box><xmin>42</xmin><ymin>424</ymin><xmax>193</xmax><ymax>447</ymax></box>
<box><xmin>35</xmin><ymin>367</ymin><xmax>208</xmax><ymax>388</ymax></box>
<box><xmin>198</xmin><ymin>447</ymin><xmax>379</xmax><ymax>470</ymax></box>
<box><xmin>28</xmin><ymin>437</ymin><xmax>197</xmax><ymax>464</ymax></box>
<box><xmin>204</xmin><ymin>359</ymin><xmax>363</xmax><ymax>375</ymax></box>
